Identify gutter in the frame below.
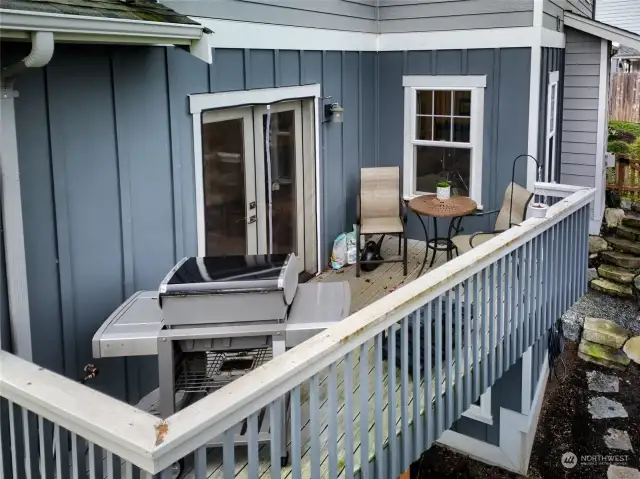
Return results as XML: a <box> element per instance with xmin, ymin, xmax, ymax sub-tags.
<box><xmin>0</xmin><ymin>31</ymin><xmax>55</xmax><ymax>360</ymax></box>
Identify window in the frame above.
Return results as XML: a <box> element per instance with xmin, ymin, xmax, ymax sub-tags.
<box><xmin>462</xmin><ymin>387</ymin><xmax>493</xmax><ymax>425</ymax></box>
<box><xmin>545</xmin><ymin>71</ymin><xmax>559</xmax><ymax>183</ymax></box>
<box><xmin>403</xmin><ymin>76</ymin><xmax>486</xmax><ymax>206</ymax></box>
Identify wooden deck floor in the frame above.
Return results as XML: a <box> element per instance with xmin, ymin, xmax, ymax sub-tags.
<box><xmin>171</xmin><ymin>238</ymin><xmax>451</xmax><ymax>478</ymax></box>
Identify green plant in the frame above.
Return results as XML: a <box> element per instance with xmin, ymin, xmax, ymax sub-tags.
<box><xmin>609</xmin><ymin>120</ymin><xmax>640</xmax><ymax>138</ymax></box>
<box><xmin>630</xmin><ymin>139</ymin><xmax>640</xmax><ymax>161</ymax></box>
<box><xmin>608</xmin><ymin>140</ymin><xmax>631</xmax><ymax>155</ymax></box>
<box><xmin>437</xmin><ymin>181</ymin><xmax>450</xmax><ymax>188</ymax></box>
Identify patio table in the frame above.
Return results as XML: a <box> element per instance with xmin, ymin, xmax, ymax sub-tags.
<box><xmin>407</xmin><ymin>194</ymin><xmax>477</xmax><ymax>276</ymax></box>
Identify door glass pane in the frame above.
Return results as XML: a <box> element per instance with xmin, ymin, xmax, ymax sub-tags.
<box><xmin>263</xmin><ymin>110</ymin><xmax>297</xmax><ymax>255</ymax></box>
<box><xmin>415</xmin><ymin>145</ymin><xmax>470</xmax><ymax>196</ymax></box>
<box><xmin>202</xmin><ymin>118</ymin><xmax>247</xmax><ymax>256</ymax></box>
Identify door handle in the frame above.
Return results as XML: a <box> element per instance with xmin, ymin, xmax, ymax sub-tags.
<box><xmin>248</xmin><ymin>215</ymin><xmax>257</xmax><ymax>224</ymax></box>
<box><xmin>249</xmin><ymin>201</ymin><xmax>256</xmax><ymax>210</ymax></box>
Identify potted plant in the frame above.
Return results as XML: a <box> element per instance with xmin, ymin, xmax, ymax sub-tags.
<box><xmin>527</xmin><ymin>201</ymin><xmax>549</xmax><ymax>219</ymax></box>
<box><xmin>436</xmin><ymin>181</ymin><xmax>451</xmax><ymax>201</ymax></box>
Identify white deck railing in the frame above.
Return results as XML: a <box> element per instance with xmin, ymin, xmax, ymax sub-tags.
<box><xmin>0</xmin><ymin>184</ymin><xmax>595</xmax><ymax>478</ymax></box>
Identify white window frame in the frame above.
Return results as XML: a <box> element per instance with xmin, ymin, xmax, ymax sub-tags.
<box><xmin>462</xmin><ymin>387</ymin><xmax>493</xmax><ymax>425</ymax></box>
<box><xmin>544</xmin><ymin>71</ymin><xmax>560</xmax><ymax>183</ymax></box>
<box><xmin>402</xmin><ymin>75</ymin><xmax>486</xmax><ymax>207</ymax></box>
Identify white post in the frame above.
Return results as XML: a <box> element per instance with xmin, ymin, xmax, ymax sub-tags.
<box><xmin>0</xmin><ymin>82</ymin><xmax>32</xmax><ymax>360</ymax></box>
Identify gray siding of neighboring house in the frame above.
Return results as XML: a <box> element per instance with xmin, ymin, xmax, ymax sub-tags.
<box><xmin>538</xmin><ymin>47</ymin><xmax>566</xmax><ymax>181</ymax></box>
<box><xmin>162</xmin><ymin>0</ymin><xmax>377</xmax><ymax>32</ymax></box>
<box><xmin>6</xmin><ymin>42</ymin><xmax>376</xmax><ymax>403</ymax></box>
<box><xmin>560</xmin><ymin>27</ymin><xmax>602</xmax><ymax>188</ymax></box>
<box><xmin>596</xmin><ymin>0</ymin><xmax>640</xmax><ymax>35</ymax></box>
<box><xmin>377</xmin><ymin>0</ymin><xmax>534</xmax><ymax>33</ymax></box>
<box><xmin>377</xmin><ymin>48</ymin><xmax>532</xmax><ymax>238</ymax></box>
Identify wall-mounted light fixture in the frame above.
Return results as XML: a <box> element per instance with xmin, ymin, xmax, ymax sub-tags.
<box><xmin>324</xmin><ymin>102</ymin><xmax>344</xmax><ymax>123</ymax></box>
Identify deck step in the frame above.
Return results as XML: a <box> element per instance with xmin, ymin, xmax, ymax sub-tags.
<box><xmin>590</xmin><ymin>278</ymin><xmax>634</xmax><ymax>297</ymax></box>
<box><xmin>622</xmin><ymin>214</ymin><xmax>640</xmax><ymax>229</ymax></box>
<box><xmin>578</xmin><ymin>339</ymin><xmax>630</xmax><ymax>371</ymax></box>
<box><xmin>597</xmin><ymin>264</ymin><xmax>636</xmax><ymax>284</ymax></box>
<box><xmin>616</xmin><ymin>224</ymin><xmax>640</xmax><ymax>242</ymax></box>
<box><xmin>600</xmin><ymin>250</ymin><xmax>640</xmax><ymax>270</ymax></box>
<box><xmin>582</xmin><ymin>317</ymin><xmax>630</xmax><ymax>349</ymax></box>
<box><xmin>604</xmin><ymin>236</ymin><xmax>640</xmax><ymax>256</ymax></box>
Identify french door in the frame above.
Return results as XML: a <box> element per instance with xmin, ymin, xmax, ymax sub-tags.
<box><xmin>200</xmin><ymin>101</ymin><xmax>305</xmax><ymax>270</ymax></box>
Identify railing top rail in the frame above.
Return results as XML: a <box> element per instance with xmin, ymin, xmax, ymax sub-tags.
<box><xmin>0</xmin><ymin>185</ymin><xmax>596</xmax><ymax>473</ymax></box>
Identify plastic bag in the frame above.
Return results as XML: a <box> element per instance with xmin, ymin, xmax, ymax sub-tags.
<box><xmin>346</xmin><ymin>226</ymin><xmax>357</xmax><ymax>265</ymax></box>
<box><xmin>331</xmin><ymin>233</ymin><xmax>347</xmax><ymax>270</ymax></box>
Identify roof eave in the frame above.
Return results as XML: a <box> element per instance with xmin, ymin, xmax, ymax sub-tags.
<box><xmin>564</xmin><ymin>12</ymin><xmax>640</xmax><ymax>51</ymax></box>
<box><xmin>0</xmin><ymin>8</ymin><xmax>204</xmax><ymax>44</ymax></box>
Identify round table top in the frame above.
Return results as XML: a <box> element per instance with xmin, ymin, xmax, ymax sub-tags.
<box><xmin>407</xmin><ymin>194</ymin><xmax>478</xmax><ymax>218</ymax></box>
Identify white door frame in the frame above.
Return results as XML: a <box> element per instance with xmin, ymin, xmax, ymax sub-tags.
<box><xmin>190</xmin><ymin>84</ymin><xmax>322</xmax><ymax>273</ymax></box>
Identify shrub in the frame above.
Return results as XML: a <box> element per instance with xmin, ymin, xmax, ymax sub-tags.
<box><xmin>630</xmin><ymin>139</ymin><xmax>640</xmax><ymax>161</ymax></box>
<box><xmin>608</xmin><ymin>140</ymin><xmax>631</xmax><ymax>155</ymax></box>
<box><xmin>609</xmin><ymin>120</ymin><xmax>640</xmax><ymax>138</ymax></box>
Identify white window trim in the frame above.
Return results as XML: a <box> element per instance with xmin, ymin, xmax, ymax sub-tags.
<box><xmin>188</xmin><ymin>85</ymin><xmax>322</xmax><ymax>274</ymax></box>
<box><xmin>544</xmin><ymin>71</ymin><xmax>559</xmax><ymax>183</ymax></box>
<box><xmin>402</xmin><ymin>75</ymin><xmax>485</xmax><ymax>207</ymax></box>
<box><xmin>462</xmin><ymin>387</ymin><xmax>493</xmax><ymax>425</ymax></box>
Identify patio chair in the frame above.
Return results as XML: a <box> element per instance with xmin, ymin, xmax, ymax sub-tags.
<box><xmin>451</xmin><ymin>182</ymin><xmax>533</xmax><ymax>256</ymax></box>
<box><xmin>356</xmin><ymin>167</ymin><xmax>408</xmax><ymax>277</ymax></box>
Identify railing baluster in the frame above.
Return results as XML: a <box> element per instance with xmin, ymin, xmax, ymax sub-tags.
<box><xmin>518</xmin><ymin>246</ymin><xmax>525</xmax><ymax>357</ymax></box>
<box><xmin>510</xmin><ymin>250</ymin><xmax>518</xmax><ymax>367</ymax></box>
<box><xmin>327</xmin><ymin>363</ymin><xmax>338</xmax><ymax>479</ymax></box>
<box><xmin>526</xmin><ymin>240</ymin><xmax>533</xmax><ymax>347</ymax></box>
<box><xmin>291</xmin><ymin>386</ymin><xmax>302</xmax><ymax>479</ymax></box>
<box><xmin>411</xmin><ymin>312</ymin><xmax>422</xmax><ymax>460</ymax></box>
<box><xmin>489</xmin><ymin>263</ymin><xmax>496</xmax><ymax>385</ymax></box>
<box><xmin>454</xmin><ymin>285</ymin><xmax>463</xmax><ymax>418</ymax></box>
<box><xmin>545</xmin><ymin>228</ymin><xmax>552</xmax><ymax>331</ymax></box>
<box><xmin>553</xmin><ymin>224</ymin><xmax>560</xmax><ymax>329</ymax></box>
<box><xmin>22</xmin><ymin>408</ymin><xmax>32</xmax><ymax>479</ymax></box>
<box><xmin>445</xmin><ymin>292</ymin><xmax>453</xmax><ymax>429</ymax></box>
<box><xmin>473</xmin><ymin>273</ymin><xmax>480</xmax><ymax>401</ymax></box>
<box><xmin>123</xmin><ymin>460</ymin><xmax>132</xmax><ymax>479</ymax></box>
<box><xmin>482</xmin><ymin>267</ymin><xmax>489</xmax><ymax>392</ymax></box>
<box><xmin>38</xmin><ymin>416</ymin><xmax>47</xmax><ymax>479</ymax></box>
<box><xmin>270</xmin><ymin>399</ymin><xmax>283</xmax><ymax>479</ymax></box>
<box><xmin>88</xmin><ymin>442</ymin><xmax>96</xmax><ymax>479</ymax></box>
<box><xmin>223</xmin><ymin>428</ymin><xmax>235</xmax><ymax>479</ymax></box>
<box><xmin>505</xmin><ymin>253</ymin><xmax>512</xmax><ymax>371</ymax></box>
<box><xmin>374</xmin><ymin>334</ymin><xmax>384</xmax><ymax>479</ymax></box>
<box><xmin>424</xmin><ymin>305</ymin><xmax>433</xmax><ymax>450</ymax></box>
<box><xmin>359</xmin><ymin>342</ymin><xmax>369</xmax><ymax>479</ymax></box>
<box><xmin>583</xmin><ymin>206</ymin><xmax>589</xmax><ymax>294</ymax></box>
<box><xmin>401</xmin><ymin>319</ymin><xmax>410</xmax><ymax>471</ymax></box>
<box><xmin>310</xmin><ymin>374</ymin><xmax>321</xmax><ymax>479</ymax></box>
<box><xmin>9</xmin><ymin>401</ymin><xmax>18</xmax><ymax>479</ymax></box>
<box><xmin>435</xmin><ymin>297</ymin><xmax>444</xmax><ymax>436</ymax></box>
<box><xmin>497</xmin><ymin>258</ymin><xmax>504</xmax><ymax>380</ymax></box>
<box><xmin>194</xmin><ymin>446</ymin><xmax>207</xmax><ymax>479</ymax></box>
<box><xmin>533</xmin><ymin>235</ymin><xmax>540</xmax><ymax>342</ymax></box>
<box><xmin>387</xmin><ymin>326</ymin><xmax>397</xmax><ymax>479</ymax></box>
<box><xmin>248</xmin><ymin>412</ymin><xmax>259</xmax><ymax>479</ymax></box>
<box><xmin>568</xmin><ymin>213</ymin><xmax>575</xmax><ymax>306</ymax></box>
<box><xmin>463</xmin><ymin>279</ymin><xmax>471</xmax><ymax>410</ymax></box>
<box><xmin>344</xmin><ymin>352</ymin><xmax>354</xmax><ymax>479</ymax></box>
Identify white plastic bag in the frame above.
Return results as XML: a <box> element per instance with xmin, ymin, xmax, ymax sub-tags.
<box><xmin>331</xmin><ymin>233</ymin><xmax>348</xmax><ymax>270</ymax></box>
<box><xmin>346</xmin><ymin>226</ymin><xmax>357</xmax><ymax>265</ymax></box>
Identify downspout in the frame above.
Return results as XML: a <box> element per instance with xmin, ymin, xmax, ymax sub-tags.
<box><xmin>0</xmin><ymin>31</ymin><xmax>54</xmax><ymax>359</ymax></box>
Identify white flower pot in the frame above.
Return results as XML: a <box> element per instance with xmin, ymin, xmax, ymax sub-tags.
<box><xmin>436</xmin><ymin>186</ymin><xmax>451</xmax><ymax>201</ymax></box>
<box><xmin>527</xmin><ymin>202</ymin><xmax>549</xmax><ymax>219</ymax></box>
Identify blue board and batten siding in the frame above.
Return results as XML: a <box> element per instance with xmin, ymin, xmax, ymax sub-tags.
<box><xmin>539</xmin><ymin>47</ymin><xmax>566</xmax><ymax>181</ymax></box>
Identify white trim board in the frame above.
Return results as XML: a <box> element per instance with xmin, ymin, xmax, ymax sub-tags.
<box><xmin>437</xmin><ymin>356</ymin><xmax>549</xmax><ymax>475</ymax></box>
<box><xmin>189</xmin><ymin>85</ymin><xmax>323</xmax><ymax>275</ymax></box>
<box><xmin>402</xmin><ymin>75</ymin><xmax>487</xmax><ymax>88</ymax></box>
<box><xmin>594</xmin><ymin>38</ymin><xmax>609</xmax><ymax>230</ymax></box>
<box><xmin>195</xmin><ymin>18</ymin><xmax>565</xmax><ymax>51</ymax></box>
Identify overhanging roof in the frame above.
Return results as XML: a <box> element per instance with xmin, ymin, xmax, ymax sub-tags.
<box><xmin>565</xmin><ymin>12</ymin><xmax>640</xmax><ymax>51</ymax></box>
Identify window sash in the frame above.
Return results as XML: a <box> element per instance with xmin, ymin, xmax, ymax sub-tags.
<box><xmin>412</xmin><ymin>89</ymin><xmax>473</xmax><ymax>144</ymax></box>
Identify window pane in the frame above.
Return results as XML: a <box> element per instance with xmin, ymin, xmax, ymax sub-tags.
<box><xmin>433</xmin><ymin>117</ymin><xmax>452</xmax><ymax>142</ymax></box>
<box><xmin>453</xmin><ymin>118</ymin><xmax>470</xmax><ymax>143</ymax></box>
<box><xmin>434</xmin><ymin>91</ymin><xmax>452</xmax><ymax>116</ymax></box>
<box><xmin>453</xmin><ymin>91</ymin><xmax>472</xmax><ymax>116</ymax></box>
<box><xmin>415</xmin><ymin>146</ymin><xmax>470</xmax><ymax>197</ymax></box>
<box><xmin>416</xmin><ymin>116</ymin><xmax>433</xmax><ymax>140</ymax></box>
<box><xmin>417</xmin><ymin>90</ymin><xmax>433</xmax><ymax>115</ymax></box>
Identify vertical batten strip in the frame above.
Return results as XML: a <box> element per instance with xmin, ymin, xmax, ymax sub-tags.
<box><xmin>445</xmin><ymin>292</ymin><xmax>453</xmax><ymax>429</ymax></box>
<box><xmin>375</xmin><ymin>334</ymin><xmax>384</xmax><ymax>479</ymax></box>
<box><xmin>291</xmin><ymin>387</ymin><xmax>302</xmax><ymax>479</ymax></box>
<box><xmin>434</xmin><ymin>298</ymin><xmax>443</xmax><ymax>436</ymax></box>
<box><xmin>387</xmin><ymin>326</ymin><xmax>398</xmax><ymax>479</ymax></box>
<box><xmin>344</xmin><ymin>352</ymin><xmax>354</xmax><ymax>479</ymax></box>
<box><xmin>359</xmin><ymin>342</ymin><xmax>370</xmax><ymax>479</ymax></box>
<box><xmin>328</xmin><ymin>363</ymin><xmax>338</xmax><ymax>479</ymax></box>
<box><xmin>411</xmin><ymin>312</ymin><xmax>422</xmax><ymax>458</ymax></box>
<box><xmin>454</xmin><ymin>285</ymin><xmax>463</xmax><ymax>417</ymax></box>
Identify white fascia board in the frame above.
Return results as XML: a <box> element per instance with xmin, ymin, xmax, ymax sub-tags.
<box><xmin>189</xmin><ymin>84</ymin><xmax>322</xmax><ymax>114</ymax></box>
<box><xmin>564</xmin><ymin>12</ymin><xmax>640</xmax><ymax>51</ymax></box>
<box><xmin>195</xmin><ymin>17</ymin><xmax>377</xmax><ymax>51</ymax></box>
<box><xmin>0</xmin><ymin>8</ymin><xmax>204</xmax><ymax>43</ymax></box>
<box><xmin>403</xmin><ymin>75</ymin><xmax>487</xmax><ymax>88</ymax></box>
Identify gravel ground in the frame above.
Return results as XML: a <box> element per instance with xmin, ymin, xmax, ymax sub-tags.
<box><xmin>570</xmin><ymin>290</ymin><xmax>640</xmax><ymax>335</ymax></box>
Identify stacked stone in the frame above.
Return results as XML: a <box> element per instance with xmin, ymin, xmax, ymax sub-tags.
<box><xmin>588</xmin><ymin>201</ymin><xmax>640</xmax><ymax>297</ymax></box>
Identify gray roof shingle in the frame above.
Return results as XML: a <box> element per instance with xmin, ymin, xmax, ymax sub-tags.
<box><xmin>0</xmin><ymin>0</ymin><xmax>202</xmax><ymax>26</ymax></box>
<box><xmin>615</xmin><ymin>45</ymin><xmax>640</xmax><ymax>58</ymax></box>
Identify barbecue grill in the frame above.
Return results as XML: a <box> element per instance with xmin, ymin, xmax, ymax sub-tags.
<box><xmin>92</xmin><ymin>254</ymin><xmax>350</xmax><ymax>467</ymax></box>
